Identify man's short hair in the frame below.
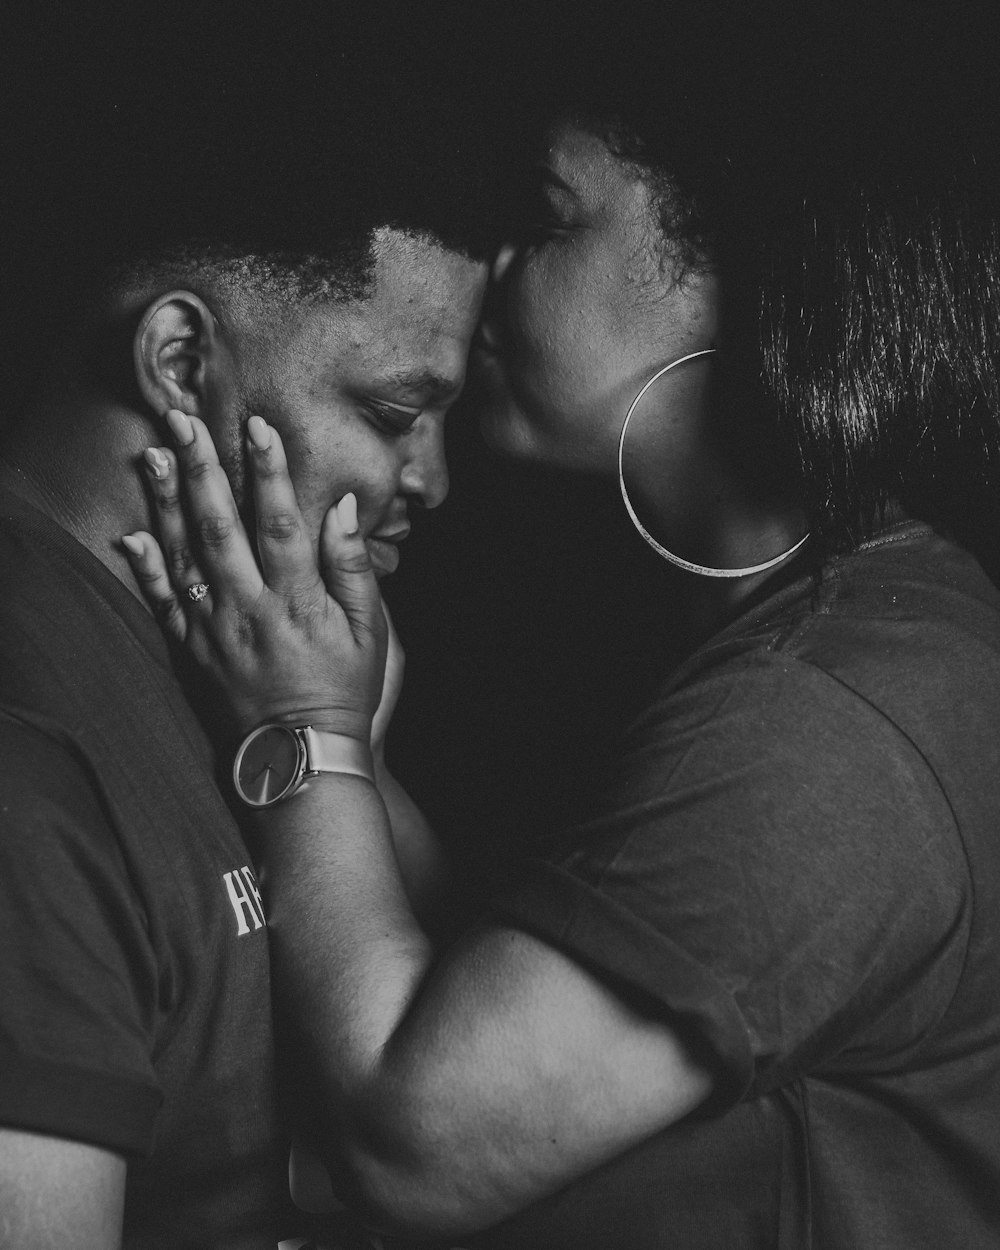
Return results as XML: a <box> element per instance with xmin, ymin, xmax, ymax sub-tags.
<box><xmin>2</xmin><ymin>10</ymin><xmax>513</xmax><ymax>405</ymax></box>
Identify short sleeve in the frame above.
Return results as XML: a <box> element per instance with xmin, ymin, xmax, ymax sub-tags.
<box><xmin>493</xmin><ymin>654</ymin><xmax>970</xmax><ymax>1103</ymax></box>
<box><xmin>0</xmin><ymin>713</ymin><xmax>162</xmax><ymax>1153</ymax></box>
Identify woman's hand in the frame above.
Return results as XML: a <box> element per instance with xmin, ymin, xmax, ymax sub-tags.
<box><xmin>123</xmin><ymin>409</ymin><xmax>387</xmax><ymax>743</ymax></box>
<box><xmin>371</xmin><ymin>599</ymin><xmax>405</xmax><ymax>765</ymax></box>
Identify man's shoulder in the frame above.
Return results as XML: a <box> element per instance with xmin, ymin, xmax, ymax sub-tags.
<box><xmin>0</xmin><ymin>490</ymin><xmax>174</xmax><ymax>723</ymax></box>
<box><xmin>0</xmin><ymin>491</ymin><xmax>111</xmax><ymax>640</ymax></box>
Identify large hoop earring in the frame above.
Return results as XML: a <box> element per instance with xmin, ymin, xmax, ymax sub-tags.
<box><xmin>617</xmin><ymin>348</ymin><xmax>809</xmax><ymax>578</ymax></box>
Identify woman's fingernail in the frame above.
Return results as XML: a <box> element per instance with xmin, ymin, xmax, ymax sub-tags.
<box><xmin>121</xmin><ymin>534</ymin><xmax>144</xmax><ymax>557</ymax></box>
<box><xmin>144</xmin><ymin>447</ymin><xmax>170</xmax><ymax>479</ymax></box>
<box><xmin>337</xmin><ymin>492</ymin><xmax>359</xmax><ymax>535</ymax></box>
<box><xmin>247</xmin><ymin>415</ymin><xmax>272</xmax><ymax>451</ymax></box>
<box><xmin>166</xmin><ymin>409</ymin><xmax>195</xmax><ymax>446</ymax></box>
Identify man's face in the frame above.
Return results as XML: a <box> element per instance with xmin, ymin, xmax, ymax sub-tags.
<box><xmin>213</xmin><ymin>228</ymin><xmax>486</xmax><ymax>577</ymax></box>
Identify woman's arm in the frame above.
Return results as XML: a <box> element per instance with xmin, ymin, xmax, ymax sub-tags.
<box><xmin>0</xmin><ymin>1128</ymin><xmax>126</xmax><ymax>1250</ymax></box>
<box><xmin>368</xmin><ymin>605</ymin><xmax>450</xmax><ymax>924</ymax></box>
<box><xmin>127</xmin><ymin>449</ymin><xmax>448</xmax><ymax>923</ymax></box>
<box><xmin>257</xmin><ymin>775</ymin><xmax>712</xmax><ymax>1238</ymax></box>
<box><xmin>126</xmin><ymin>413</ymin><xmax>716</xmax><ymax>1239</ymax></box>
<box><xmin>372</xmin><ymin>760</ymin><xmax>450</xmax><ymax>926</ymax></box>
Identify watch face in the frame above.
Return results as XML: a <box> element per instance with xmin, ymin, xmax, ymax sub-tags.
<box><xmin>234</xmin><ymin>725</ymin><xmax>304</xmax><ymax>807</ymax></box>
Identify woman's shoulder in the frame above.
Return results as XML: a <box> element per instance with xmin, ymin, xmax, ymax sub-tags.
<box><xmin>623</xmin><ymin>519</ymin><xmax>1000</xmax><ymax>847</ymax></box>
<box><xmin>783</xmin><ymin>522</ymin><xmax>1000</xmax><ymax>710</ymax></box>
<box><xmin>678</xmin><ymin>520</ymin><xmax>1000</xmax><ymax>694</ymax></box>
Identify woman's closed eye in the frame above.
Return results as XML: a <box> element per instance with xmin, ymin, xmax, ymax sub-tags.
<box><xmin>524</xmin><ymin>202</ymin><xmax>577</xmax><ymax>243</ymax></box>
<box><xmin>523</xmin><ymin>167</ymin><xmax>582</xmax><ymax>243</ymax></box>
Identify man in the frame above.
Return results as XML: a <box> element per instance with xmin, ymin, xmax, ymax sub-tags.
<box><xmin>0</xmin><ymin>27</ymin><xmax>490</xmax><ymax>1246</ymax></box>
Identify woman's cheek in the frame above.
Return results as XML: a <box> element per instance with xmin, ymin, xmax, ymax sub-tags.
<box><xmin>510</xmin><ymin>249</ymin><xmax>561</xmax><ymax>340</ymax></box>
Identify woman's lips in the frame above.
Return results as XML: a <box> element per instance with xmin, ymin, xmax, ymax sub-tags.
<box><xmin>474</xmin><ymin>319</ymin><xmax>503</xmax><ymax>356</ymax></box>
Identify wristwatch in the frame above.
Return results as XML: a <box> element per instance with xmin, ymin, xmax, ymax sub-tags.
<box><xmin>232</xmin><ymin>723</ymin><xmax>375</xmax><ymax>808</ymax></box>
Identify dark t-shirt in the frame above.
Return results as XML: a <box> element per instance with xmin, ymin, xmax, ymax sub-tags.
<box><xmin>482</xmin><ymin>522</ymin><xmax>1000</xmax><ymax>1249</ymax></box>
<box><xmin>0</xmin><ymin>491</ymin><xmax>286</xmax><ymax>1247</ymax></box>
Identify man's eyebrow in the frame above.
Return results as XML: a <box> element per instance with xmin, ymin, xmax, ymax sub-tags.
<box><xmin>380</xmin><ymin>368</ymin><xmax>463</xmax><ymax>400</ymax></box>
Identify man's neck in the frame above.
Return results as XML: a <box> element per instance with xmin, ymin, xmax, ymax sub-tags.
<box><xmin>0</xmin><ymin>393</ymin><xmax>161</xmax><ymax>608</ymax></box>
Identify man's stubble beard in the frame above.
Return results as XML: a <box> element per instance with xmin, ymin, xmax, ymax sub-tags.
<box><xmin>220</xmin><ymin>393</ymin><xmax>256</xmax><ymax>535</ymax></box>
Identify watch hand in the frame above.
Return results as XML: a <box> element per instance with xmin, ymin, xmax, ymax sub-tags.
<box><xmin>247</xmin><ymin>763</ymin><xmax>278</xmax><ymax>805</ymax></box>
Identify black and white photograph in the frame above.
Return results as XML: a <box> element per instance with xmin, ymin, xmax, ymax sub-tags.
<box><xmin>2</xmin><ymin>2</ymin><xmax>1000</xmax><ymax>1246</ymax></box>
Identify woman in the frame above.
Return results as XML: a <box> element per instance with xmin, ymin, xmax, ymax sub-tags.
<box><xmin>123</xmin><ymin>13</ymin><xmax>1000</xmax><ymax>1248</ymax></box>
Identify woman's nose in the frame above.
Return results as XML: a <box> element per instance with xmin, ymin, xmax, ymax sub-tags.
<box><xmin>491</xmin><ymin>241</ymin><xmax>517</xmax><ymax>284</ymax></box>
<box><xmin>400</xmin><ymin>425</ymin><xmax>449</xmax><ymax>510</ymax></box>
<box><xmin>477</xmin><ymin>242</ymin><xmax>517</xmax><ymax>353</ymax></box>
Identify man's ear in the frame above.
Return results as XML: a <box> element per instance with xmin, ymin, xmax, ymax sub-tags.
<box><xmin>134</xmin><ymin>290</ymin><xmax>225</xmax><ymax>417</ymax></box>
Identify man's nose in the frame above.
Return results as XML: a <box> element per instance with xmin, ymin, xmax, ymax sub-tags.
<box><xmin>400</xmin><ymin>424</ymin><xmax>449</xmax><ymax>510</ymax></box>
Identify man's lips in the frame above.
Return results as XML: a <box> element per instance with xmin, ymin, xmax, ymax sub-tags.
<box><xmin>365</xmin><ymin>527</ymin><xmax>409</xmax><ymax>576</ymax></box>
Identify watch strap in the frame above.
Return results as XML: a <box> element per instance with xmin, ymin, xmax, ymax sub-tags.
<box><xmin>300</xmin><ymin>726</ymin><xmax>375</xmax><ymax>785</ymax></box>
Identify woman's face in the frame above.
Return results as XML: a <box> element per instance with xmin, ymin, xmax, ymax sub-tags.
<box><xmin>474</xmin><ymin>118</ymin><xmax>718</xmax><ymax>474</ymax></box>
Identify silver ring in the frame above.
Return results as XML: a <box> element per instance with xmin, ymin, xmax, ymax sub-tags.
<box><xmin>186</xmin><ymin>582</ymin><xmax>210</xmax><ymax>603</ymax></box>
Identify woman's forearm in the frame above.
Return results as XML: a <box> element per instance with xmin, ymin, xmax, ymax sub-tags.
<box><xmin>373</xmin><ymin>760</ymin><xmax>451</xmax><ymax>927</ymax></box>
<box><xmin>255</xmin><ymin>774</ymin><xmax>431</xmax><ymax>1081</ymax></box>
<box><xmin>252</xmin><ymin>773</ymin><xmax>463</xmax><ymax>1230</ymax></box>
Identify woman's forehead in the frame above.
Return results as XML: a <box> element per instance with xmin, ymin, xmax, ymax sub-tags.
<box><xmin>541</xmin><ymin>119</ymin><xmax>661</xmax><ymax>248</ymax></box>
<box><xmin>541</xmin><ymin>118</ymin><xmax>618</xmax><ymax>180</ymax></box>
